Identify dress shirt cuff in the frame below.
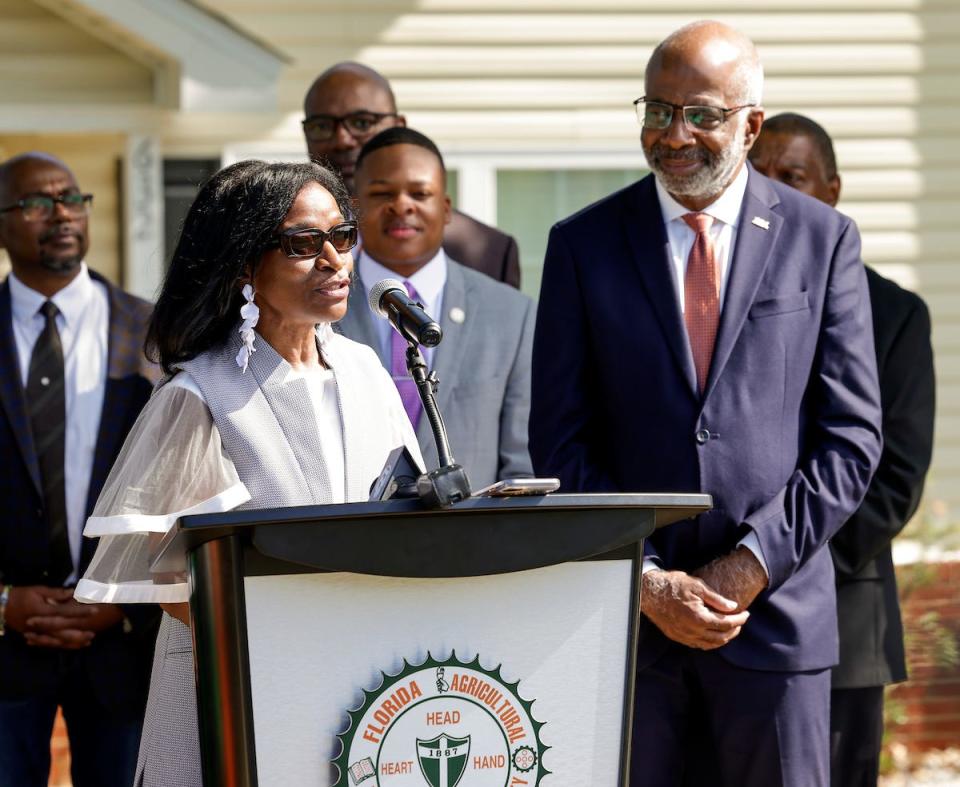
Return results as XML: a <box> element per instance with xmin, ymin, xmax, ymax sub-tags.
<box><xmin>642</xmin><ymin>557</ymin><xmax>663</xmax><ymax>575</ymax></box>
<box><xmin>738</xmin><ymin>531</ymin><xmax>769</xmax><ymax>581</ymax></box>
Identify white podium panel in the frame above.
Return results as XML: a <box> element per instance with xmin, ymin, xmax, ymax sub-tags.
<box><xmin>244</xmin><ymin>560</ymin><xmax>634</xmax><ymax>787</ymax></box>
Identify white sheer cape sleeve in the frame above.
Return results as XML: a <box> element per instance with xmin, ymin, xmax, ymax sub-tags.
<box><xmin>75</xmin><ymin>374</ymin><xmax>250</xmax><ymax>604</ymax></box>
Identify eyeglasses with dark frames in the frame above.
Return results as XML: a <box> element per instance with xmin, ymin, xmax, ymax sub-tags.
<box><xmin>0</xmin><ymin>192</ymin><xmax>93</xmax><ymax>222</ymax></box>
<box><xmin>633</xmin><ymin>98</ymin><xmax>756</xmax><ymax>132</ymax></box>
<box><xmin>266</xmin><ymin>221</ymin><xmax>359</xmax><ymax>258</ymax></box>
<box><xmin>302</xmin><ymin>112</ymin><xmax>399</xmax><ymax>142</ymax></box>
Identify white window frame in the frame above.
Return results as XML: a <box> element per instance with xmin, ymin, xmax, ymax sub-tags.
<box><xmin>444</xmin><ymin>149</ymin><xmax>649</xmax><ymax>226</ymax></box>
<box><xmin>220</xmin><ymin>144</ymin><xmax>649</xmax><ymax>229</ymax></box>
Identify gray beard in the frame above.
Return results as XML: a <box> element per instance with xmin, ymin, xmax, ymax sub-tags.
<box><xmin>644</xmin><ymin>135</ymin><xmax>744</xmax><ymax>201</ymax></box>
<box><xmin>40</xmin><ymin>253</ymin><xmax>82</xmax><ymax>275</ymax></box>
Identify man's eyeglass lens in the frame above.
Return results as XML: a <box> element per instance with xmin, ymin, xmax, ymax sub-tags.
<box><xmin>1</xmin><ymin>193</ymin><xmax>93</xmax><ymax>221</ymax></box>
<box><xmin>302</xmin><ymin>113</ymin><xmax>393</xmax><ymax>141</ymax></box>
<box><xmin>636</xmin><ymin>101</ymin><xmax>730</xmax><ymax>132</ymax></box>
<box><xmin>277</xmin><ymin>222</ymin><xmax>359</xmax><ymax>257</ymax></box>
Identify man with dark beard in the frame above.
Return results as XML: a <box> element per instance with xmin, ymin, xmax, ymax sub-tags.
<box><xmin>529</xmin><ymin>21</ymin><xmax>882</xmax><ymax>787</ymax></box>
<box><xmin>0</xmin><ymin>152</ymin><xmax>158</xmax><ymax>787</ymax></box>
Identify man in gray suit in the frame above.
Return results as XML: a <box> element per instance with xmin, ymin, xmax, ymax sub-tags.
<box><xmin>336</xmin><ymin>127</ymin><xmax>534</xmax><ymax>488</ymax></box>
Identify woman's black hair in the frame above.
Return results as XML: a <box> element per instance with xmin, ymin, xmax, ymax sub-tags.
<box><xmin>146</xmin><ymin>160</ymin><xmax>351</xmax><ymax>375</ymax></box>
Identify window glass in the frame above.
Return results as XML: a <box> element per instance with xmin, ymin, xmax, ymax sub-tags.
<box><xmin>163</xmin><ymin>159</ymin><xmax>221</xmax><ymax>266</ymax></box>
<box><xmin>445</xmin><ymin>169</ymin><xmax>459</xmax><ymax>210</ymax></box>
<box><xmin>497</xmin><ymin>169</ymin><xmax>646</xmax><ymax>298</ymax></box>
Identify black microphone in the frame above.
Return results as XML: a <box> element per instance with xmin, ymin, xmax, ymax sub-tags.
<box><xmin>368</xmin><ymin>278</ymin><xmax>443</xmax><ymax>347</ymax></box>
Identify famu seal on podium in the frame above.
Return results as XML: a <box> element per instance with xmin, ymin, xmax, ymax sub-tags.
<box><xmin>334</xmin><ymin>652</ymin><xmax>549</xmax><ymax>786</ymax></box>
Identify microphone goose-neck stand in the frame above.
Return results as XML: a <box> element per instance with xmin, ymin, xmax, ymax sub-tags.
<box><xmin>405</xmin><ymin>341</ymin><xmax>472</xmax><ymax>508</ymax></box>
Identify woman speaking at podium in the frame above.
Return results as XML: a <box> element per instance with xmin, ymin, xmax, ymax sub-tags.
<box><xmin>74</xmin><ymin>160</ymin><xmax>422</xmax><ymax>786</ymax></box>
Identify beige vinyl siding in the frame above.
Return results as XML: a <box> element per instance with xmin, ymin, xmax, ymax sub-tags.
<box><xmin>0</xmin><ymin>134</ymin><xmax>125</xmax><ymax>284</ymax></box>
<box><xmin>0</xmin><ymin>0</ymin><xmax>154</xmax><ymax>105</ymax></box>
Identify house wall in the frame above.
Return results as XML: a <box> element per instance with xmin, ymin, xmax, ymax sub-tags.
<box><xmin>0</xmin><ymin>0</ymin><xmax>154</xmax><ymax>106</ymax></box>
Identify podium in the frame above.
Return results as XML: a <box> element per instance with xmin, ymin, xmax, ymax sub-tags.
<box><xmin>152</xmin><ymin>492</ymin><xmax>711</xmax><ymax>787</ymax></box>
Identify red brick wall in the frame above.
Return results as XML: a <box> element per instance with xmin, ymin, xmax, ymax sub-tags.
<box><xmin>887</xmin><ymin>561</ymin><xmax>960</xmax><ymax>753</ymax></box>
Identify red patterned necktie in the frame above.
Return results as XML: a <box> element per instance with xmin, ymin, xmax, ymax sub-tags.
<box><xmin>682</xmin><ymin>212</ymin><xmax>720</xmax><ymax>395</ymax></box>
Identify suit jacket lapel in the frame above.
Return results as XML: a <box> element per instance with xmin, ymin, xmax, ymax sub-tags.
<box><xmin>622</xmin><ymin>177</ymin><xmax>698</xmax><ymax>396</ymax></box>
<box><xmin>703</xmin><ymin>169</ymin><xmax>783</xmax><ymax>399</ymax></box>
<box><xmin>416</xmin><ymin>261</ymin><xmax>470</xmax><ymax>447</ymax></box>
<box><xmin>0</xmin><ymin>280</ymin><xmax>41</xmax><ymax>492</ymax></box>
<box><xmin>248</xmin><ymin>335</ymin><xmax>336</xmax><ymax>503</ymax></box>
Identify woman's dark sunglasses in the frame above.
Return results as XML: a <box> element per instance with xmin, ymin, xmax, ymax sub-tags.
<box><xmin>267</xmin><ymin>221</ymin><xmax>359</xmax><ymax>258</ymax></box>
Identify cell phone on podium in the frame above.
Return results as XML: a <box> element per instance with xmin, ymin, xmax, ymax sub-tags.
<box><xmin>472</xmin><ymin>477</ymin><xmax>560</xmax><ymax>497</ymax></box>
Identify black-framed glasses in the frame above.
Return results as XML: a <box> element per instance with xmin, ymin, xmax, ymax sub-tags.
<box><xmin>0</xmin><ymin>192</ymin><xmax>93</xmax><ymax>222</ymax></box>
<box><xmin>267</xmin><ymin>221</ymin><xmax>359</xmax><ymax>258</ymax></box>
<box><xmin>633</xmin><ymin>98</ymin><xmax>756</xmax><ymax>132</ymax></box>
<box><xmin>302</xmin><ymin>112</ymin><xmax>399</xmax><ymax>142</ymax></box>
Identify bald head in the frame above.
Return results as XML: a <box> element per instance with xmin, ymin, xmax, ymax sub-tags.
<box><xmin>303</xmin><ymin>62</ymin><xmax>397</xmax><ymax>116</ymax></box>
<box><xmin>647</xmin><ymin>21</ymin><xmax>763</xmax><ymax>107</ymax></box>
<box><xmin>0</xmin><ymin>152</ymin><xmax>73</xmax><ymax>204</ymax></box>
<box><xmin>303</xmin><ymin>62</ymin><xmax>406</xmax><ymax>192</ymax></box>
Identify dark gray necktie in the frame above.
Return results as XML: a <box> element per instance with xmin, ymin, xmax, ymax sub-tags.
<box><xmin>27</xmin><ymin>301</ymin><xmax>72</xmax><ymax>583</ymax></box>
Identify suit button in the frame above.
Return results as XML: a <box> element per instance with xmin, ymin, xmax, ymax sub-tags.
<box><xmin>695</xmin><ymin>428</ymin><xmax>711</xmax><ymax>445</ymax></box>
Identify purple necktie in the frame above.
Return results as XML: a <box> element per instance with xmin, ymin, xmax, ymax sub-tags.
<box><xmin>390</xmin><ymin>280</ymin><xmax>423</xmax><ymax>429</ymax></box>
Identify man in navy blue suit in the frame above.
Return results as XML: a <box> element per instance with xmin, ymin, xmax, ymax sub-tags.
<box><xmin>529</xmin><ymin>22</ymin><xmax>883</xmax><ymax>787</ymax></box>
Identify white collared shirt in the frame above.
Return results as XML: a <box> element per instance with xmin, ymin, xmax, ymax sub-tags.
<box><xmin>357</xmin><ymin>249</ymin><xmax>447</xmax><ymax>369</ymax></box>
<box><xmin>649</xmin><ymin>165</ymin><xmax>768</xmax><ymax>579</ymax></box>
<box><xmin>9</xmin><ymin>264</ymin><xmax>109</xmax><ymax>585</ymax></box>
<box><xmin>655</xmin><ymin>163</ymin><xmax>749</xmax><ymax>315</ymax></box>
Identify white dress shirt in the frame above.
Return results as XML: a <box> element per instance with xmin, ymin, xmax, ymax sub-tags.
<box><xmin>647</xmin><ymin>165</ymin><xmax>769</xmax><ymax>579</ymax></box>
<box><xmin>9</xmin><ymin>264</ymin><xmax>109</xmax><ymax>584</ymax></box>
<box><xmin>358</xmin><ymin>249</ymin><xmax>447</xmax><ymax>370</ymax></box>
<box><xmin>301</xmin><ymin>365</ymin><xmax>346</xmax><ymax>504</ymax></box>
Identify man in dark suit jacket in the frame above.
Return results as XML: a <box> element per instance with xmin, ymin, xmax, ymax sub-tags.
<box><xmin>0</xmin><ymin>153</ymin><xmax>159</xmax><ymax>787</ymax></box>
<box><xmin>750</xmin><ymin>113</ymin><xmax>935</xmax><ymax>787</ymax></box>
<box><xmin>336</xmin><ymin>127</ymin><xmax>534</xmax><ymax>488</ymax></box>
<box><xmin>302</xmin><ymin>61</ymin><xmax>521</xmax><ymax>288</ymax></box>
<box><xmin>529</xmin><ymin>23</ymin><xmax>883</xmax><ymax>787</ymax></box>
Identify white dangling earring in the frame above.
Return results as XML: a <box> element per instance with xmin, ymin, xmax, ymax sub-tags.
<box><xmin>236</xmin><ymin>283</ymin><xmax>259</xmax><ymax>373</ymax></box>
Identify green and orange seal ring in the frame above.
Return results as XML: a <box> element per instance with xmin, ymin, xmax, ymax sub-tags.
<box><xmin>334</xmin><ymin>652</ymin><xmax>549</xmax><ymax>786</ymax></box>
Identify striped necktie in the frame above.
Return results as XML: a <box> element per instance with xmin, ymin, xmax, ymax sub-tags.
<box><xmin>27</xmin><ymin>301</ymin><xmax>73</xmax><ymax>583</ymax></box>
